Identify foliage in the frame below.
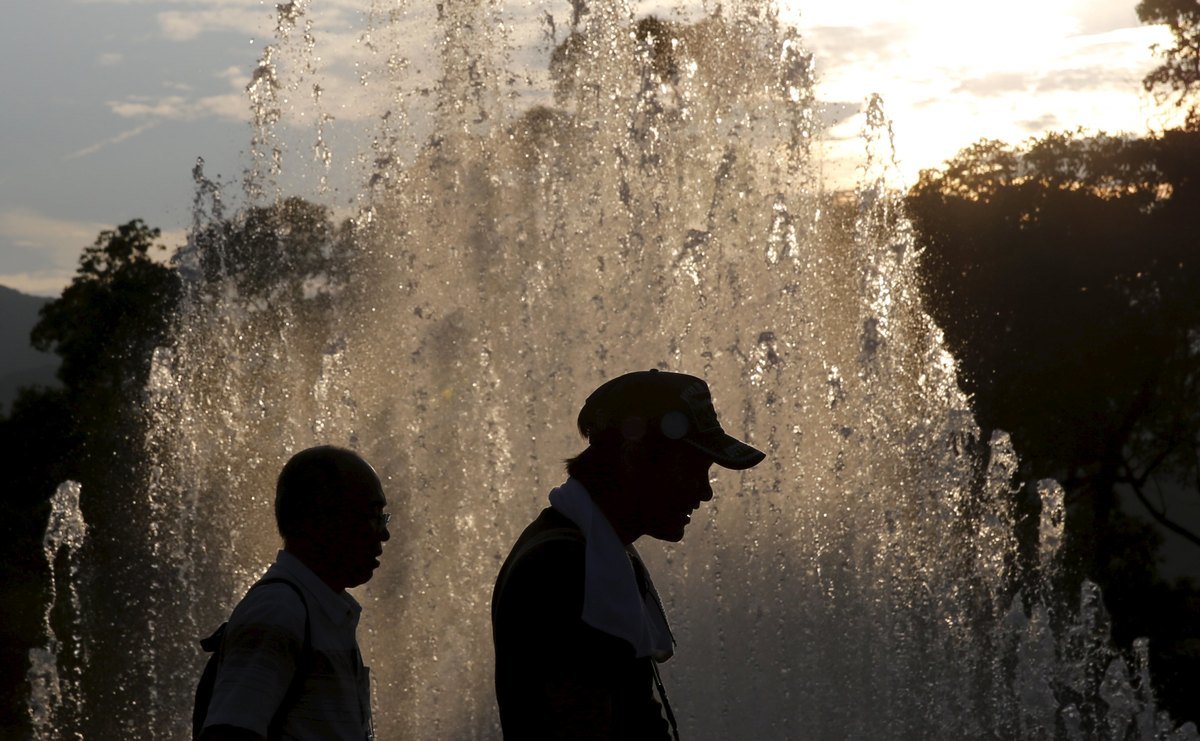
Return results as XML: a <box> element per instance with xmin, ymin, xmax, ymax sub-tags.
<box><xmin>1138</xmin><ymin>0</ymin><xmax>1200</xmax><ymax>120</ymax></box>
<box><xmin>17</xmin><ymin>217</ymin><xmax>182</xmax><ymax>530</ymax></box>
<box><xmin>906</xmin><ymin>127</ymin><xmax>1200</xmax><ymax>723</ymax></box>
<box><xmin>32</xmin><ymin>219</ymin><xmax>180</xmax><ymax>397</ymax></box>
<box><xmin>187</xmin><ymin>196</ymin><xmax>357</xmax><ymax>310</ymax></box>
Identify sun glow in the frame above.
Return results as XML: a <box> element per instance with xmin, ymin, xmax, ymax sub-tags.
<box><xmin>775</xmin><ymin>0</ymin><xmax>1182</xmax><ymax>187</ymax></box>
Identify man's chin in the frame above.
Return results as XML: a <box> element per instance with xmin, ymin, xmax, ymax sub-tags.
<box><xmin>347</xmin><ymin>566</ymin><xmax>379</xmax><ymax>589</ymax></box>
<box><xmin>650</xmin><ymin>526</ymin><xmax>687</xmax><ymax>543</ymax></box>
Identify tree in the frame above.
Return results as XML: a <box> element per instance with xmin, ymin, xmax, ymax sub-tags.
<box><xmin>187</xmin><ymin>196</ymin><xmax>356</xmax><ymax>310</ymax></box>
<box><xmin>32</xmin><ymin>219</ymin><xmax>180</xmax><ymax>402</ymax></box>
<box><xmin>4</xmin><ymin>220</ymin><xmax>182</xmax><ymax>738</ymax></box>
<box><xmin>1138</xmin><ymin>0</ymin><xmax>1200</xmax><ymax>122</ymax></box>
<box><xmin>909</xmin><ymin>131</ymin><xmax>1200</xmax><ymax>545</ymax></box>
<box><xmin>906</xmin><ymin>128</ymin><xmax>1200</xmax><ymax>724</ymax></box>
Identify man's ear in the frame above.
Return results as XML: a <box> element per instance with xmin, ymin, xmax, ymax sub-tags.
<box><xmin>618</xmin><ymin>439</ymin><xmax>658</xmax><ymax>475</ymax></box>
<box><xmin>288</xmin><ymin>515</ymin><xmax>326</xmax><ymax>546</ymax></box>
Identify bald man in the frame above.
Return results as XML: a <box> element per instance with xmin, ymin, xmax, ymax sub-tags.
<box><xmin>199</xmin><ymin>446</ymin><xmax>390</xmax><ymax>741</ymax></box>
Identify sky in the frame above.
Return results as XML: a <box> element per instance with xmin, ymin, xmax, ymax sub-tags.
<box><xmin>0</xmin><ymin>0</ymin><xmax>1183</xmax><ymax>297</ymax></box>
<box><xmin>1</xmin><ymin>1</ymin><xmax>1197</xmax><ymax>572</ymax></box>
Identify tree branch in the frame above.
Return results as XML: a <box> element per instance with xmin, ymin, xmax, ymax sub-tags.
<box><xmin>1124</xmin><ymin>475</ymin><xmax>1200</xmax><ymax>549</ymax></box>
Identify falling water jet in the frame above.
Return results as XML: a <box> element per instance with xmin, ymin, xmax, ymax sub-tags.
<box><xmin>30</xmin><ymin>0</ymin><xmax>1200</xmax><ymax>738</ymax></box>
<box><xmin>26</xmin><ymin>481</ymin><xmax>88</xmax><ymax>740</ymax></box>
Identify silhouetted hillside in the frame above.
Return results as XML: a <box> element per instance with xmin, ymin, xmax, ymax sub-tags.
<box><xmin>0</xmin><ymin>285</ymin><xmax>58</xmax><ymax>412</ymax></box>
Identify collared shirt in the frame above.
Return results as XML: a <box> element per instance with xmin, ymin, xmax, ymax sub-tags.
<box><xmin>203</xmin><ymin>550</ymin><xmax>372</xmax><ymax>740</ymax></box>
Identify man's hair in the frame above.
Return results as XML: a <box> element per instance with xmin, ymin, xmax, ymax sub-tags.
<box><xmin>565</xmin><ymin>428</ymin><xmax>677</xmax><ymax>491</ymax></box>
<box><xmin>275</xmin><ymin>445</ymin><xmax>370</xmax><ymax>541</ymax></box>
<box><xmin>564</xmin><ymin>443</ymin><xmax>615</xmax><ymax>488</ymax></box>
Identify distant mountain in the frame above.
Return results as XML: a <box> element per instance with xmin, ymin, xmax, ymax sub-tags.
<box><xmin>0</xmin><ymin>285</ymin><xmax>59</xmax><ymax>413</ymax></box>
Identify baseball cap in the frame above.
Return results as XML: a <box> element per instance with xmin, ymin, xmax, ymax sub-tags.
<box><xmin>577</xmin><ymin>369</ymin><xmax>766</xmax><ymax>470</ymax></box>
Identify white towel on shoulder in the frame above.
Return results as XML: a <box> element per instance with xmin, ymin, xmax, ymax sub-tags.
<box><xmin>549</xmin><ymin>477</ymin><xmax>675</xmax><ymax>661</ymax></box>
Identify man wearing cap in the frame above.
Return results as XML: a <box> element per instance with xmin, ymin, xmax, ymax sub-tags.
<box><xmin>491</xmin><ymin>370</ymin><xmax>765</xmax><ymax>740</ymax></box>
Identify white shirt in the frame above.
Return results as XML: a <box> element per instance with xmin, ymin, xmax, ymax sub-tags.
<box><xmin>203</xmin><ymin>550</ymin><xmax>372</xmax><ymax>740</ymax></box>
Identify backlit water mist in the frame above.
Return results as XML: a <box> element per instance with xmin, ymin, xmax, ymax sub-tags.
<box><xmin>28</xmin><ymin>0</ymin><xmax>1200</xmax><ymax>738</ymax></box>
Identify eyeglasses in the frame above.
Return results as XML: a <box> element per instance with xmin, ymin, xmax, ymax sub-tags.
<box><xmin>370</xmin><ymin>512</ymin><xmax>393</xmax><ymax>529</ymax></box>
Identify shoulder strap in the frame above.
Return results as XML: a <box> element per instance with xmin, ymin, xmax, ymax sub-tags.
<box><xmin>253</xmin><ymin>578</ymin><xmax>311</xmax><ymax>741</ymax></box>
<box><xmin>194</xmin><ymin>577</ymin><xmax>312</xmax><ymax>740</ymax></box>
<box><xmin>651</xmin><ymin>660</ymin><xmax>682</xmax><ymax>741</ymax></box>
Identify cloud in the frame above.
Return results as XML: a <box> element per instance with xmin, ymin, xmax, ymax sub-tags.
<box><xmin>196</xmin><ymin>92</ymin><xmax>251</xmax><ymax>121</ymax></box>
<box><xmin>0</xmin><ymin>209</ymin><xmax>104</xmax><ymax>256</ymax></box>
<box><xmin>1018</xmin><ymin>114</ymin><xmax>1061</xmax><ymax>133</ymax></box>
<box><xmin>98</xmin><ymin>52</ymin><xmax>124</xmax><ymax>66</ymax></box>
<box><xmin>155</xmin><ymin>0</ymin><xmax>365</xmax><ymax>42</ymax></box>
<box><xmin>0</xmin><ymin>270</ymin><xmax>77</xmax><ymax>297</ymax></box>
<box><xmin>1074</xmin><ymin>0</ymin><xmax>1140</xmax><ymax>35</ymax></box>
<box><xmin>158</xmin><ymin>8</ymin><xmax>270</xmax><ymax>42</ymax></box>
<box><xmin>100</xmin><ymin>66</ymin><xmax>254</xmax><ymax>130</ymax></box>
<box><xmin>802</xmin><ymin>23</ymin><xmax>911</xmax><ymax>77</ymax></box>
<box><xmin>0</xmin><ymin>209</ymin><xmax>187</xmax><ymax>296</ymax></box>
<box><xmin>778</xmin><ymin>1</ymin><xmax>1188</xmax><ymax>189</ymax></box>
<box><xmin>0</xmin><ymin>209</ymin><xmax>111</xmax><ymax>295</ymax></box>
<box><xmin>81</xmin><ymin>93</ymin><xmax>245</xmax><ymax>157</ymax></box>
<box><xmin>954</xmin><ymin>72</ymin><xmax>1032</xmax><ymax>96</ymax></box>
<box><xmin>108</xmin><ymin>97</ymin><xmax>192</xmax><ymax>119</ymax></box>
<box><xmin>101</xmin><ymin>91</ymin><xmax>256</xmax><ymax>125</ymax></box>
<box><xmin>1034</xmin><ymin>66</ymin><xmax>1137</xmax><ymax>95</ymax></box>
<box><xmin>135</xmin><ymin>3</ymin><xmax>389</xmax><ymax>128</ymax></box>
<box><xmin>62</xmin><ymin>120</ymin><xmax>161</xmax><ymax>160</ymax></box>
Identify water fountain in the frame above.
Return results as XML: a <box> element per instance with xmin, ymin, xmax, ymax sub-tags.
<box><xmin>27</xmin><ymin>0</ymin><xmax>1200</xmax><ymax>738</ymax></box>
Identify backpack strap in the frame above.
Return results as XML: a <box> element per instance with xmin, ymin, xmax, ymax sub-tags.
<box><xmin>195</xmin><ymin>577</ymin><xmax>311</xmax><ymax>740</ymax></box>
<box><xmin>254</xmin><ymin>578</ymin><xmax>311</xmax><ymax>741</ymax></box>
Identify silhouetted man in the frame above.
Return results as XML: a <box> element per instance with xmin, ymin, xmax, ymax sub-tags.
<box><xmin>492</xmin><ymin>370</ymin><xmax>765</xmax><ymax>740</ymax></box>
<box><xmin>199</xmin><ymin>446</ymin><xmax>390</xmax><ymax>740</ymax></box>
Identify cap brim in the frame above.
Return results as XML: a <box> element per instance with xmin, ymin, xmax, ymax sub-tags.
<box><xmin>686</xmin><ymin>432</ymin><xmax>766</xmax><ymax>470</ymax></box>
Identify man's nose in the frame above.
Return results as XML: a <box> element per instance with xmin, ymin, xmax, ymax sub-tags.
<box><xmin>698</xmin><ymin>478</ymin><xmax>714</xmax><ymax>502</ymax></box>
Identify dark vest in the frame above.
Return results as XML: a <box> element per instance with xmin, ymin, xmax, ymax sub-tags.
<box><xmin>492</xmin><ymin>507</ymin><xmax>672</xmax><ymax>740</ymax></box>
